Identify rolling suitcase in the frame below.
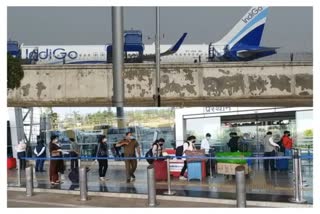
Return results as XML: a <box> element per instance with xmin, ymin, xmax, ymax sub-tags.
<box><xmin>276</xmin><ymin>152</ymin><xmax>288</xmax><ymax>171</ymax></box>
<box><xmin>154</xmin><ymin>160</ymin><xmax>168</xmax><ymax>181</ymax></box>
<box><xmin>187</xmin><ymin>161</ymin><xmax>202</xmax><ymax>181</ymax></box>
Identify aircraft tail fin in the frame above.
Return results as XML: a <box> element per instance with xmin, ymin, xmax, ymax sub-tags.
<box><xmin>215</xmin><ymin>7</ymin><xmax>269</xmax><ymax>49</ymax></box>
<box><xmin>160</xmin><ymin>32</ymin><xmax>187</xmax><ymax>56</ymax></box>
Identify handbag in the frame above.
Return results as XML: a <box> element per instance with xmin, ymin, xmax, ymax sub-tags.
<box><xmin>51</xmin><ymin>150</ymin><xmax>60</xmax><ymax>157</ymax></box>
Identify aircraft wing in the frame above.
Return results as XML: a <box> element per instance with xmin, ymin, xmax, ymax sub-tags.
<box><xmin>236</xmin><ymin>46</ymin><xmax>279</xmax><ymax>58</ymax></box>
<box><xmin>143</xmin><ymin>33</ymin><xmax>187</xmax><ymax>61</ymax></box>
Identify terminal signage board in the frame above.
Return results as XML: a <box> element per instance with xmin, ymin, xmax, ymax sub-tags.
<box><xmin>203</xmin><ymin>107</ymin><xmax>233</xmax><ymax>113</ymax></box>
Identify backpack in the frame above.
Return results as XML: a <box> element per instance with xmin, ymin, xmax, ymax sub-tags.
<box><xmin>145</xmin><ymin>143</ymin><xmax>159</xmax><ymax>164</ymax></box>
<box><xmin>176</xmin><ymin>142</ymin><xmax>189</xmax><ymax>159</ymax></box>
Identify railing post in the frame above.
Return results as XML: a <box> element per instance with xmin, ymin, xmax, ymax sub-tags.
<box><xmin>17</xmin><ymin>160</ymin><xmax>21</xmax><ymax>187</ymax></box>
<box><xmin>79</xmin><ymin>167</ymin><xmax>88</xmax><ymax>201</ymax></box>
<box><xmin>147</xmin><ymin>165</ymin><xmax>157</xmax><ymax>207</ymax></box>
<box><xmin>163</xmin><ymin>156</ymin><xmax>176</xmax><ymax>195</ymax></box>
<box><xmin>235</xmin><ymin>165</ymin><xmax>246</xmax><ymax>208</ymax></box>
<box><xmin>26</xmin><ymin>166</ymin><xmax>33</xmax><ymax>197</ymax></box>
<box><xmin>289</xmin><ymin>148</ymin><xmax>306</xmax><ymax>203</ymax></box>
<box><xmin>209</xmin><ymin>153</ymin><xmax>213</xmax><ymax>178</ymax></box>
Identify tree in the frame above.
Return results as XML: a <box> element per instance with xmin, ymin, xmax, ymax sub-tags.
<box><xmin>51</xmin><ymin>112</ymin><xmax>59</xmax><ymax>129</ymax></box>
<box><xmin>303</xmin><ymin>129</ymin><xmax>313</xmax><ymax>137</ymax></box>
<box><xmin>7</xmin><ymin>53</ymin><xmax>24</xmax><ymax>90</ymax></box>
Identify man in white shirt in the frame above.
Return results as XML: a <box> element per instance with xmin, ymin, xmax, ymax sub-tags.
<box><xmin>201</xmin><ymin>133</ymin><xmax>211</xmax><ymax>176</ymax></box>
<box><xmin>200</xmin><ymin>133</ymin><xmax>211</xmax><ymax>155</ymax></box>
<box><xmin>263</xmin><ymin>131</ymin><xmax>280</xmax><ymax>171</ymax></box>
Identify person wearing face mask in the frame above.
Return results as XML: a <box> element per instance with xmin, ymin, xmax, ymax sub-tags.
<box><xmin>116</xmin><ymin>132</ymin><xmax>141</xmax><ymax>183</ymax></box>
<box><xmin>95</xmin><ymin>135</ymin><xmax>109</xmax><ymax>181</ymax></box>
<box><xmin>277</xmin><ymin>130</ymin><xmax>293</xmax><ymax>171</ymax></box>
<box><xmin>179</xmin><ymin>135</ymin><xmax>196</xmax><ymax>180</ymax></box>
<box><xmin>282</xmin><ymin>131</ymin><xmax>293</xmax><ymax>157</ymax></box>
<box><xmin>201</xmin><ymin>133</ymin><xmax>211</xmax><ymax>176</ymax></box>
<box><xmin>263</xmin><ymin>131</ymin><xmax>280</xmax><ymax>171</ymax></box>
<box><xmin>49</xmin><ymin>135</ymin><xmax>63</xmax><ymax>185</ymax></box>
<box><xmin>152</xmin><ymin>138</ymin><xmax>165</xmax><ymax>158</ymax></box>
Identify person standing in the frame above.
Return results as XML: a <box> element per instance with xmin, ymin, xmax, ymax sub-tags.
<box><xmin>56</xmin><ymin>140</ymin><xmax>65</xmax><ymax>181</ymax></box>
<box><xmin>116</xmin><ymin>132</ymin><xmax>141</xmax><ymax>183</ymax></box>
<box><xmin>15</xmin><ymin>140</ymin><xmax>27</xmax><ymax>170</ymax></box>
<box><xmin>69</xmin><ymin>138</ymin><xmax>80</xmax><ymax>170</ymax></box>
<box><xmin>95</xmin><ymin>135</ymin><xmax>109</xmax><ymax>181</ymax></box>
<box><xmin>227</xmin><ymin>132</ymin><xmax>239</xmax><ymax>152</ymax></box>
<box><xmin>34</xmin><ymin>137</ymin><xmax>46</xmax><ymax>172</ymax></box>
<box><xmin>49</xmin><ymin>135</ymin><xmax>63</xmax><ymax>185</ymax></box>
<box><xmin>282</xmin><ymin>131</ymin><xmax>293</xmax><ymax>157</ymax></box>
<box><xmin>179</xmin><ymin>135</ymin><xmax>196</xmax><ymax>180</ymax></box>
<box><xmin>263</xmin><ymin>131</ymin><xmax>280</xmax><ymax>171</ymax></box>
<box><xmin>201</xmin><ymin>133</ymin><xmax>211</xmax><ymax>176</ymax></box>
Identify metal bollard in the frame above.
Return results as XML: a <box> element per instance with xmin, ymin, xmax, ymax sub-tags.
<box><xmin>163</xmin><ymin>157</ymin><xmax>176</xmax><ymax>195</ymax></box>
<box><xmin>79</xmin><ymin>167</ymin><xmax>88</xmax><ymax>201</ymax></box>
<box><xmin>147</xmin><ymin>165</ymin><xmax>157</xmax><ymax>207</ymax></box>
<box><xmin>235</xmin><ymin>165</ymin><xmax>246</xmax><ymax>208</ymax></box>
<box><xmin>289</xmin><ymin>149</ymin><xmax>306</xmax><ymax>203</ymax></box>
<box><xmin>17</xmin><ymin>160</ymin><xmax>21</xmax><ymax>187</ymax></box>
<box><xmin>26</xmin><ymin>166</ymin><xmax>33</xmax><ymax>197</ymax></box>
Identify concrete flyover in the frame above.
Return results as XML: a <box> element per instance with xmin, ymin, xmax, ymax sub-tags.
<box><xmin>7</xmin><ymin>61</ymin><xmax>312</xmax><ymax>107</ymax></box>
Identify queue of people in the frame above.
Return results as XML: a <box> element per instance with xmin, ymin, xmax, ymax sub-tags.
<box><xmin>13</xmin><ymin>129</ymin><xmax>294</xmax><ymax>186</ymax></box>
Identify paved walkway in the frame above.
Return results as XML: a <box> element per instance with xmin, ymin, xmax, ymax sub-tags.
<box><xmin>8</xmin><ymin>191</ymin><xmax>234</xmax><ymax>208</ymax></box>
<box><xmin>7</xmin><ymin>159</ymin><xmax>313</xmax><ymax>205</ymax></box>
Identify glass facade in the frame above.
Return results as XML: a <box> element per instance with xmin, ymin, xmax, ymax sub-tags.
<box><xmin>185</xmin><ymin>109</ymin><xmax>312</xmax><ymax>153</ymax></box>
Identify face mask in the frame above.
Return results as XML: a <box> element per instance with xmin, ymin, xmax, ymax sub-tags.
<box><xmin>102</xmin><ymin>139</ymin><xmax>107</xmax><ymax>143</ymax></box>
<box><xmin>53</xmin><ymin>139</ymin><xmax>58</xmax><ymax>143</ymax></box>
<box><xmin>130</xmin><ymin>136</ymin><xmax>135</xmax><ymax>140</ymax></box>
<box><xmin>206</xmin><ymin>137</ymin><xmax>210</xmax><ymax>141</ymax></box>
<box><xmin>288</xmin><ymin>134</ymin><xmax>291</xmax><ymax>137</ymax></box>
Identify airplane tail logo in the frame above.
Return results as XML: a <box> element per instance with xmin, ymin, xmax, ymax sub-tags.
<box><xmin>215</xmin><ymin>7</ymin><xmax>269</xmax><ymax>49</ymax></box>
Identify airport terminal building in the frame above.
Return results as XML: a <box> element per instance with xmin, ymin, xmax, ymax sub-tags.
<box><xmin>175</xmin><ymin>107</ymin><xmax>313</xmax><ymax>152</ymax></box>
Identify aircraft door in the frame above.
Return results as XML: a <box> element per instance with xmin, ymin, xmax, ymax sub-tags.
<box><xmin>29</xmin><ymin>47</ymin><xmax>39</xmax><ymax>64</ymax></box>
